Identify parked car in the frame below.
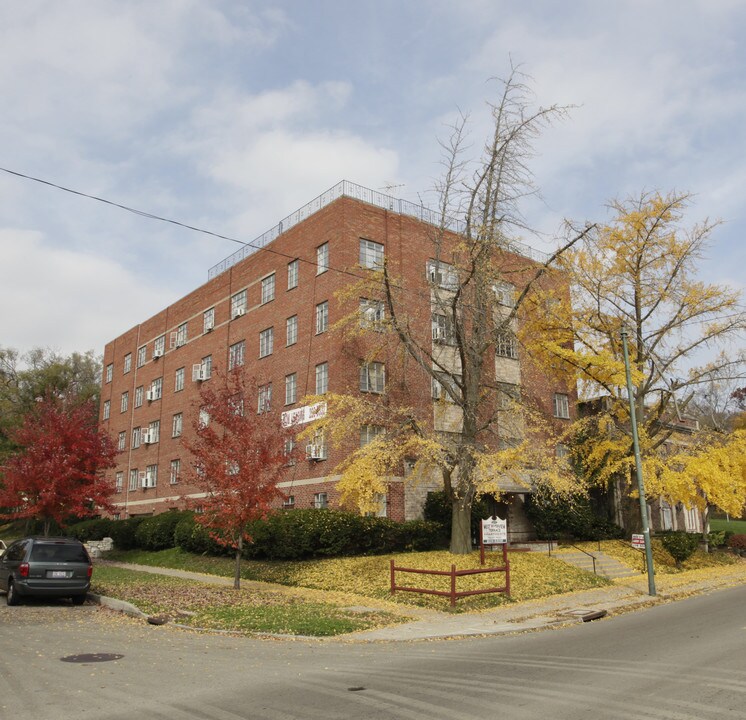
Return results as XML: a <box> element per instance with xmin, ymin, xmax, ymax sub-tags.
<box><xmin>0</xmin><ymin>537</ymin><xmax>92</xmax><ymax>606</ymax></box>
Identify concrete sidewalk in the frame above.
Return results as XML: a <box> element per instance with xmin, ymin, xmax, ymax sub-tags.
<box><xmin>96</xmin><ymin>561</ymin><xmax>746</xmax><ymax>642</ymax></box>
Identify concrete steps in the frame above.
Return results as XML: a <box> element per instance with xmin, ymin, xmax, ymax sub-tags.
<box><xmin>553</xmin><ymin>550</ymin><xmax>639</xmax><ymax>579</ymax></box>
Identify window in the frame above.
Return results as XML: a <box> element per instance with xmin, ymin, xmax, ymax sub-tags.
<box><xmin>154</xmin><ymin>335</ymin><xmax>165</xmax><ymax>358</ymax></box>
<box><xmin>285</xmin><ymin>373</ymin><xmax>297</xmax><ymax>405</ymax></box>
<box><xmin>120</xmin><ymin>392</ymin><xmax>129</xmax><ymax>413</ymax></box>
<box><xmin>286</xmin><ymin>315</ymin><xmax>298</xmax><ymax>346</ymax></box>
<box><xmin>137</xmin><ymin>345</ymin><xmax>147</xmax><ymax>368</ymax></box>
<box><xmin>494</xmin><ymin>281</ymin><xmax>516</xmax><ymax>307</ymax></box>
<box><xmin>229</xmin><ymin>394</ymin><xmax>244</xmax><ymax>416</ymax></box>
<box><xmin>360</xmin><ymin>298</ymin><xmax>385</xmax><ymax>329</ymax></box>
<box><xmin>175</xmin><ymin>368</ymin><xmax>184</xmax><ymax>393</ymax></box>
<box><xmin>283</xmin><ymin>438</ymin><xmax>296</xmax><ymax>464</ymax></box>
<box><xmin>261</xmin><ymin>273</ymin><xmax>275</xmax><ymax>304</ymax></box>
<box><xmin>129</xmin><ymin>469</ymin><xmax>138</xmax><ymax>491</ymax></box>
<box><xmin>360</xmin><ymin>424</ymin><xmax>384</xmax><ymax>447</ymax></box>
<box><xmin>282</xmin><ymin>495</ymin><xmax>295</xmax><ymax>509</ymax></box>
<box><xmin>150</xmin><ymin>377</ymin><xmax>163</xmax><ymax>401</ymax></box>
<box><xmin>316</xmin><ymin>243</ymin><xmax>328</xmax><ymax>274</ymax></box>
<box><xmin>201</xmin><ymin>355</ymin><xmax>212</xmax><ymax>380</ymax></box>
<box><xmin>315</xmin><ymin>362</ymin><xmax>328</xmax><ymax>395</ymax></box>
<box><xmin>287</xmin><ymin>259</ymin><xmax>299</xmax><ymax>290</ymax></box>
<box><xmin>174</xmin><ymin>322</ymin><xmax>188</xmax><ymax>348</ymax></box>
<box><xmin>132</xmin><ymin>427</ymin><xmax>141</xmax><ymax>449</ymax></box>
<box><xmin>117</xmin><ymin>432</ymin><xmax>126</xmax><ymax>451</ymax></box>
<box><xmin>199</xmin><ymin>407</ymin><xmax>210</xmax><ymax>428</ymax></box>
<box><xmin>257</xmin><ymin>383</ymin><xmax>272</xmax><ymax>414</ymax></box>
<box><xmin>115</xmin><ymin>472</ymin><xmax>123</xmax><ymax>493</ymax></box>
<box><xmin>170</xmin><ymin>459</ymin><xmax>180</xmax><ymax>485</ymax></box>
<box><xmin>231</xmin><ymin>289</ymin><xmax>247</xmax><ymax>318</ymax></box>
<box><xmin>427</xmin><ymin>259</ymin><xmax>458</xmax><ymax>290</ymax></box>
<box><xmin>229</xmin><ymin>340</ymin><xmax>245</xmax><ymax>370</ymax></box>
<box><xmin>360</xmin><ymin>361</ymin><xmax>385</xmax><ymax>393</ymax></box>
<box><xmin>495</xmin><ymin>330</ymin><xmax>518</xmax><ymax>359</ymax></box>
<box><xmin>259</xmin><ymin>327</ymin><xmax>274</xmax><ymax>358</ymax></box>
<box><xmin>203</xmin><ymin>307</ymin><xmax>215</xmax><ymax>333</ymax></box>
<box><xmin>135</xmin><ymin>385</ymin><xmax>144</xmax><ymax>408</ymax></box>
<box><xmin>553</xmin><ymin>393</ymin><xmax>570</xmax><ymax>419</ymax></box>
<box><xmin>148</xmin><ymin>420</ymin><xmax>160</xmax><ymax>444</ymax></box>
<box><xmin>103</xmin><ymin>400</ymin><xmax>110</xmax><ymax>420</ymax></box>
<box><xmin>316</xmin><ymin>301</ymin><xmax>328</xmax><ymax>334</ymax></box>
<box><xmin>105</xmin><ymin>363</ymin><xmax>113</xmax><ymax>383</ymax></box>
<box><xmin>172</xmin><ymin>413</ymin><xmax>183</xmax><ymax>438</ymax></box>
<box><xmin>432</xmin><ymin>313</ymin><xmax>455</xmax><ymax>344</ymax></box>
<box><xmin>314</xmin><ymin>492</ymin><xmax>328</xmax><ymax>509</ymax></box>
<box><xmin>123</xmin><ymin>353</ymin><xmax>132</xmax><ymax>374</ymax></box>
<box><xmin>359</xmin><ymin>238</ymin><xmax>384</xmax><ymax>269</ymax></box>
<box><xmin>145</xmin><ymin>464</ymin><xmax>158</xmax><ymax>487</ymax></box>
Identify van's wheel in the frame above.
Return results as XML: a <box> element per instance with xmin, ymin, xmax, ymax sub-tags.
<box><xmin>71</xmin><ymin>594</ymin><xmax>86</xmax><ymax>606</ymax></box>
<box><xmin>6</xmin><ymin>579</ymin><xmax>20</xmax><ymax>606</ymax></box>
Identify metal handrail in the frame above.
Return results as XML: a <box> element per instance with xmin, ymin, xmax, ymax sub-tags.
<box><xmin>550</xmin><ymin>537</ymin><xmax>599</xmax><ymax>575</ymax></box>
<box><xmin>207</xmin><ymin>179</ymin><xmax>549</xmax><ymax>279</ymax></box>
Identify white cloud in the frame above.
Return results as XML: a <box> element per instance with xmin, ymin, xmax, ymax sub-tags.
<box><xmin>0</xmin><ymin>228</ymin><xmax>173</xmax><ymax>354</ymax></box>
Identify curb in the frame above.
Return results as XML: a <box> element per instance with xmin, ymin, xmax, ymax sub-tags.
<box><xmin>88</xmin><ymin>592</ymin><xmax>148</xmax><ymax>620</ymax></box>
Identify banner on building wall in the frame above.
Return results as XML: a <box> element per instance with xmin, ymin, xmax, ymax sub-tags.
<box><xmin>281</xmin><ymin>402</ymin><xmax>327</xmax><ymax>428</ymax></box>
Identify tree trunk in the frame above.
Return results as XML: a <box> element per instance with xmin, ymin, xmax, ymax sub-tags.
<box><xmin>234</xmin><ymin>535</ymin><xmax>242</xmax><ymax>590</ymax></box>
<box><xmin>43</xmin><ymin>518</ymin><xmax>51</xmax><ymax>537</ymax></box>
<box><xmin>450</xmin><ymin>497</ymin><xmax>473</xmax><ymax>554</ymax></box>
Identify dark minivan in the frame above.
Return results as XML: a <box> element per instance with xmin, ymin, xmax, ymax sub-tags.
<box><xmin>0</xmin><ymin>537</ymin><xmax>92</xmax><ymax>606</ymax></box>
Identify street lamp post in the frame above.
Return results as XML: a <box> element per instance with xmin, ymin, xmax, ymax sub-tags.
<box><xmin>620</xmin><ymin>326</ymin><xmax>657</xmax><ymax>596</ymax></box>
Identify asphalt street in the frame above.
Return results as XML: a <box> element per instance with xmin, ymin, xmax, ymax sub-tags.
<box><xmin>1</xmin><ymin>585</ymin><xmax>745</xmax><ymax>720</ymax></box>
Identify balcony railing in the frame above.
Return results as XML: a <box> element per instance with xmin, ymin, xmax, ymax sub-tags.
<box><xmin>208</xmin><ymin>180</ymin><xmax>548</xmax><ymax>280</ymax></box>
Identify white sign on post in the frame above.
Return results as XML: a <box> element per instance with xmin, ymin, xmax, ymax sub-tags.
<box><xmin>482</xmin><ymin>516</ymin><xmax>508</xmax><ymax>545</ymax></box>
<box><xmin>631</xmin><ymin>534</ymin><xmax>645</xmax><ymax>549</ymax></box>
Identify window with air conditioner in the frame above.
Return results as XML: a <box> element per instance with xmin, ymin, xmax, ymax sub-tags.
<box><xmin>153</xmin><ymin>335</ymin><xmax>165</xmax><ymax>358</ymax></box>
<box><xmin>359</xmin><ymin>298</ymin><xmax>385</xmax><ymax>330</ymax></box>
<box><xmin>313</xmin><ymin>492</ymin><xmax>328</xmax><ymax>509</ymax></box>
<box><xmin>231</xmin><ymin>289</ymin><xmax>247</xmax><ymax>318</ymax></box>
<box><xmin>426</xmin><ymin>259</ymin><xmax>458</xmax><ymax>290</ymax></box>
<box><xmin>150</xmin><ymin>377</ymin><xmax>163</xmax><ymax>401</ymax></box>
<box><xmin>203</xmin><ymin>307</ymin><xmax>215</xmax><ymax>333</ymax></box>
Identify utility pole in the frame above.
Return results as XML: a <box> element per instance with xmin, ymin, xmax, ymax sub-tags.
<box><xmin>621</xmin><ymin>326</ymin><xmax>657</xmax><ymax>596</ymax></box>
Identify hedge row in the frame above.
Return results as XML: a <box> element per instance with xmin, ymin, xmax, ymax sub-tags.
<box><xmin>67</xmin><ymin>509</ymin><xmax>447</xmax><ymax>559</ymax></box>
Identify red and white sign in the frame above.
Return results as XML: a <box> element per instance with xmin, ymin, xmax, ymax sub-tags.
<box><xmin>631</xmin><ymin>534</ymin><xmax>645</xmax><ymax>549</ymax></box>
<box><xmin>281</xmin><ymin>402</ymin><xmax>327</xmax><ymax>428</ymax></box>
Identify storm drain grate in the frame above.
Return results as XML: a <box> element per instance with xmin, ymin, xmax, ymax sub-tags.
<box><xmin>60</xmin><ymin>653</ymin><xmax>124</xmax><ymax>663</ymax></box>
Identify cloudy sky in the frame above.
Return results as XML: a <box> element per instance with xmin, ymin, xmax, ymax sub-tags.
<box><xmin>1</xmin><ymin>0</ymin><xmax>745</xmax><ymax>359</ymax></box>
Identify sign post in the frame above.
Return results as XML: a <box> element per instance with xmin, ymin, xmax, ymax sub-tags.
<box><xmin>480</xmin><ymin>516</ymin><xmax>508</xmax><ymax>566</ymax></box>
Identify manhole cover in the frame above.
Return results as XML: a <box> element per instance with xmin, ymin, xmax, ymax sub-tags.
<box><xmin>60</xmin><ymin>653</ymin><xmax>124</xmax><ymax>663</ymax></box>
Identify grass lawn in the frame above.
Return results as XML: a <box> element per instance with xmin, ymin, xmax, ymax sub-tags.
<box><xmin>710</xmin><ymin>518</ymin><xmax>746</xmax><ymax>534</ymax></box>
<box><xmin>92</xmin><ymin>565</ymin><xmax>405</xmax><ymax>636</ymax></box>
<box><xmin>104</xmin><ymin>547</ymin><xmax>610</xmax><ymax>612</ymax></box>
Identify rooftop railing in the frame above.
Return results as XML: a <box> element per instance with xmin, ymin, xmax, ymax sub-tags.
<box><xmin>207</xmin><ymin>180</ymin><xmax>548</xmax><ymax>280</ymax></box>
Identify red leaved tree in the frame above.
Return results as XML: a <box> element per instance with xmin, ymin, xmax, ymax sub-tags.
<box><xmin>0</xmin><ymin>395</ymin><xmax>117</xmax><ymax>535</ymax></box>
<box><xmin>184</xmin><ymin>369</ymin><xmax>294</xmax><ymax>589</ymax></box>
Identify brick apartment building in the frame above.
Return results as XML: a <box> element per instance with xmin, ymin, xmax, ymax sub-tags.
<box><xmin>99</xmin><ymin>181</ymin><xmax>576</xmax><ymax>535</ymax></box>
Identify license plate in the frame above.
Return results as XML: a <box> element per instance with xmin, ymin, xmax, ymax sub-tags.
<box><xmin>48</xmin><ymin>570</ymin><xmax>69</xmax><ymax>579</ymax></box>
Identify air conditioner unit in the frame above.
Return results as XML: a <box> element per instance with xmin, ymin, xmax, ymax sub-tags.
<box><xmin>192</xmin><ymin>364</ymin><xmax>204</xmax><ymax>382</ymax></box>
<box><xmin>306</xmin><ymin>444</ymin><xmax>325</xmax><ymax>460</ymax></box>
<box><xmin>142</xmin><ymin>430</ymin><xmax>154</xmax><ymax>445</ymax></box>
<box><xmin>146</xmin><ymin>390</ymin><xmax>155</xmax><ymax>402</ymax></box>
<box><xmin>204</xmin><ymin>323</ymin><xmax>214</xmax><ymax>333</ymax></box>
<box><xmin>141</xmin><ymin>473</ymin><xmax>155</xmax><ymax>489</ymax></box>
<box><xmin>432</xmin><ymin>327</ymin><xmax>445</xmax><ymax>341</ymax></box>
<box><xmin>153</xmin><ymin>350</ymin><xmax>163</xmax><ymax>359</ymax></box>
<box><xmin>233</xmin><ymin>307</ymin><xmax>246</xmax><ymax>319</ymax></box>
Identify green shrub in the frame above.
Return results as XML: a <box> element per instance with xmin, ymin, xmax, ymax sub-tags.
<box><xmin>660</xmin><ymin>531</ymin><xmax>701</xmax><ymax>567</ymax></box>
<box><xmin>135</xmin><ymin>511</ymin><xmax>190</xmax><ymax>551</ymax></box>
<box><xmin>174</xmin><ymin>513</ymin><xmax>227</xmax><ymax>556</ymax></box>
<box><xmin>423</xmin><ymin>491</ymin><xmax>490</xmax><ymax>544</ymax></box>
<box><xmin>67</xmin><ymin>517</ymin><xmax>116</xmax><ymax>542</ymax></box>
<box><xmin>727</xmin><ymin>533</ymin><xmax>746</xmax><ymax>550</ymax></box>
<box><xmin>106</xmin><ymin>517</ymin><xmax>145</xmax><ymax>550</ymax></box>
<box><xmin>399</xmin><ymin>519</ymin><xmax>448</xmax><ymax>551</ymax></box>
<box><xmin>706</xmin><ymin>530</ymin><xmax>726</xmax><ymax>548</ymax></box>
<box><xmin>524</xmin><ymin>493</ymin><xmax>623</xmax><ymax>541</ymax></box>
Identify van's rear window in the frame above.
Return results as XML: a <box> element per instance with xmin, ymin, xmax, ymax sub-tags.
<box><xmin>29</xmin><ymin>544</ymin><xmax>89</xmax><ymax>563</ymax></box>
